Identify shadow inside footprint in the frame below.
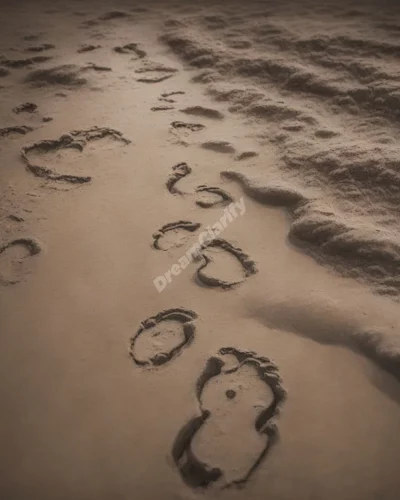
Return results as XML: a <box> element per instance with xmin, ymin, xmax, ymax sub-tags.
<box><xmin>172</xmin><ymin>348</ymin><xmax>286</xmax><ymax>489</ymax></box>
<box><xmin>0</xmin><ymin>238</ymin><xmax>41</xmax><ymax>285</ymax></box>
<box><xmin>152</xmin><ymin>221</ymin><xmax>201</xmax><ymax>250</ymax></box>
<box><xmin>130</xmin><ymin>308</ymin><xmax>197</xmax><ymax>367</ymax></box>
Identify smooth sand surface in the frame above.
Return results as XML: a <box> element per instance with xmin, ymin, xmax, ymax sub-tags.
<box><xmin>1</xmin><ymin>1</ymin><xmax>400</xmax><ymax>499</ymax></box>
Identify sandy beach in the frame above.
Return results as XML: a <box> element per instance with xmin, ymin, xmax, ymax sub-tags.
<box><xmin>1</xmin><ymin>0</ymin><xmax>400</xmax><ymax>498</ymax></box>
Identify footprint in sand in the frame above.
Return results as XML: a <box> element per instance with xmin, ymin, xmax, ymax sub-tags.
<box><xmin>196</xmin><ymin>238</ymin><xmax>257</xmax><ymax>289</ymax></box>
<box><xmin>194</xmin><ymin>185</ymin><xmax>234</xmax><ymax>208</ymax></box>
<box><xmin>166</xmin><ymin>162</ymin><xmax>192</xmax><ymax>194</ymax></box>
<box><xmin>113</xmin><ymin>42</ymin><xmax>146</xmax><ymax>59</ymax></box>
<box><xmin>0</xmin><ymin>126</ymin><xmax>33</xmax><ymax>139</ymax></box>
<box><xmin>159</xmin><ymin>90</ymin><xmax>185</xmax><ymax>104</ymax></box>
<box><xmin>12</xmin><ymin>102</ymin><xmax>38</xmax><ymax>114</ymax></box>
<box><xmin>152</xmin><ymin>219</ymin><xmax>257</xmax><ymax>288</ymax></box>
<box><xmin>135</xmin><ymin>62</ymin><xmax>178</xmax><ymax>83</ymax></box>
<box><xmin>129</xmin><ymin>308</ymin><xmax>197</xmax><ymax>367</ymax></box>
<box><xmin>166</xmin><ymin>162</ymin><xmax>234</xmax><ymax>208</ymax></box>
<box><xmin>0</xmin><ymin>238</ymin><xmax>41</xmax><ymax>285</ymax></box>
<box><xmin>172</xmin><ymin>348</ymin><xmax>286</xmax><ymax>489</ymax></box>
<box><xmin>170</xmin><ymin>121</ymin><xmax>206</xmax><ymax>146</ymax></box>
<box><xmin>21</xmin><ymin>126</ymin><xmax>131</xmax><ymax>184</ymax></box>
<box><xmin>152</xmin><ymin>221</ymin><xmax>201</xmax><ymax>251</ymax></box>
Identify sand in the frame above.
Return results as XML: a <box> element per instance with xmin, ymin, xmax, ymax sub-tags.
<box><xmin>1</xmin><ymin>0</ymin><xmax>400</xmax><ymax>498</ymax></box>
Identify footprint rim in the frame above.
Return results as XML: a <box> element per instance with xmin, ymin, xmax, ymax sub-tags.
<box><xmin>172</xmin><ymin>347</ymin><xmax>286</xmax><ymax>489</ymax></box>
<box><xmin>129</xmin><ymin>308</ymin><xmax>198</xmax><ymax>368</ymax></box>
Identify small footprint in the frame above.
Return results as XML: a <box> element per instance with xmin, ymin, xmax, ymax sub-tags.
<box><xmin>135</xmin><ymin>62</ymin><xmax>178</xmax><ymax>83</ymax></box>
<box><xmin>13</xmin><ymin>102</ymin><xmax>38</xmax><ymax>114</ymax></box>
<box><xmin>0</xmin><ymin>238</ymin><xmax>41</xmax><ymax>285</ymax></box>
<box><xmin>113</xmin><ymin>43</ymin><xmax>146</xmax><ymax>59</ymax></box>
<box><xmin>129</xmin><ymin>308</ymin><xmax>197</xmax><ymax>367</ymax></box>
<box><xmin>166</xmin><ymin>163</ymin><xmax>234</xmax><ymax>208</ymax></box>
<box><xmin>195</xmin><ymin>185</ymin><xmax>233</xmax><ymax>208</ymax></box>
<box><xmin>170</xmin><ymin>121</ymin><xmax>205</xmax><ymax>145</ymax></box>
<box><xmin>171</xmin><ymin>121</ymin><xmax>205</xmax><ymax>133</ymax></box>
<box><xmin>21</xmin><ymin>126</ymin><xmax>131</xmax><ymax>183</ymax></box>
<box><xmin>159</xmin><ymin>91</ymin><xmax>185</xmax><ymax>104</ymax></box>
<box><xmin>152</xmin><ymin>221</ymin><xmax>201</xmax><ymax>250</ymax></box>
<box><xmin>172</xmin><ymin>348</ymin><xmax>286</xmax><ymax>488</ymax></box>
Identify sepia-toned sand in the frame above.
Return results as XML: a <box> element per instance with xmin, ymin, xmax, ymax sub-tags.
<box><xmin>1</xmin><ymin>1</ymin><xmax>400</xmax><ymax>499</ymax></box>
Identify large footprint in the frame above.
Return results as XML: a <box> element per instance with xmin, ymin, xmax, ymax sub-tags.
<box><xmin>21</xmin><ymin>126</ymin><xmax>131</xmax><ymax>183</ymax></box>
<box><xmin>0</xmin><ymin>238</ymin><xmax>41</xmax><ymax>285</ymax></box>
<box><xmin>129</xmin><ymin>308</ymin><xmax>197</xmax><ymax>367</ymax></box>
<box><xmin>172</xmin><ymin>348</ymin><xmax>286</xmax><ymax>489</ymax></box>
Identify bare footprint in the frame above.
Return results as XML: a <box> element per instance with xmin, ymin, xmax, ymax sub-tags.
<box><xmin>152</xmin><ymin>221</ymin><xmax>201</xmax><ymax>250</ymax></box>
<box><xmin>166</xmin><ymin>162</ymin><xmax>192</xmax><ymax>194</ymax></box>
<box><xmin>21</xmin><ymin>126</ymin><xmax>131</xmax><ymax>183</ymax></box>
<box><xmin>195</xmin><ymin>185</ymin><xmax>233</xmax><ymax>208</ymax></box>
<box><xmin>113</xmin><ymin>43</ymin><xmax>146</xmax><ymax>59</ymax></box>
<box><xmin>135</xmin><ymin>62</ymin><xmax>178</xmax><ymax>83</ymax></box>
<box><xmin>196</xmin><ymin>238</ymin><xmax>257</xmax><ymax>289</ymax></box>
<box><xmin>159</xmin><ymin>90</ymin><xmax>185</xmax><ymax>104</ymax></box>
<box><xmin>0</xmin><ymin>238</ymin><xmax>41</xmax><ymax>285</ymax></box>
<box><xmin>129</xmin><ymin>308</ymin><xmax>197</xmax><ymax>367</ymax></box>
<box><xmin>170</xmin><ymin>121</ymin><xmax>205</xmax><ymax>145</ymax></box>
<box><xmin>13</xmin><ymin>102</ymin><xmax>38</xmax><ymax>114</ymax></box>
<box><xmin>172</xmin><ymin>348</ymin><xmax>286</xmax><ymax>488</ymax></box>
<box><xmin>166</xmin><ymin>163</ymin><xmax>234</xmax><ymax>207</ymax></box>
